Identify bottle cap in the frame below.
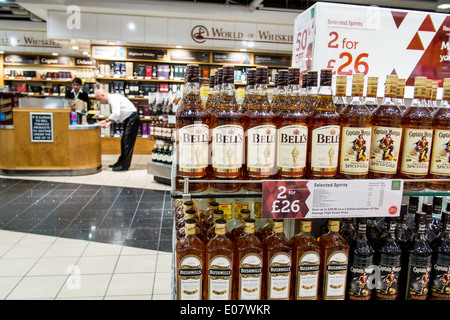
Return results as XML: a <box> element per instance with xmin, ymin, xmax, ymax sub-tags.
<box><xmin>185</xmin><ymin>219</ymin><xmax>197</xmax><ymax>235</ymax></box>
<box><xmin>185</xmin><ymin>64</ymin><xmax>200</xmax><ymax>83</ymax></box>
<box><xmin>300</xmin><ymin>219</ymin><xmax>312</xmax><ymax>232</ymax></box>
<box><xmin>273</xmin><ymin>219</ymin><xmax>284</xmax><ymax>233</ymax></box>
<box><xmin>301</xmin><ymin>73</ymin><xmax>307</xmax><ymax>88</ymax></box>
<box><xmin>247</xmin><ymin>69</ymin><xmax>256</xmax><ymax>86</ymax></box>
<box><xmin>277</xmin><ymin>69</ymin><xmax>289</xmax><ymax>86</ymax></box>
<box><xmin>319</xmin><ymin>69</ymin><xmax>332</xmax><ymax>86</ymax></box>
<box><xmin>356</xmin><ymin>218</ymin><xmax>367</xmax><ymax>234</ymax></box>
<box><xmin>222</xmin><ymin>65</ymin><xmax>235</xmax><ymax>84</ymax></box>
<box><xmin>307</xmin><ymin>70</ymin><xmax>318</xmax><ymax>87</ymax></box>
<box><xmin>255</xmin><ymin>66</ymin><xmax>268</xmax><ymax>85</ymax></box>
<box><xmin>328</xmin><ymin>218</ymin><xmax>340</xmax><ymax>232</ymax></box>
<box><xmin>288</xmin><ymin>67</ymin><xmax>300</xmax><ymax>85</ymax></box>
<box><xmin>209</xmin><ymin>75</ymin><xmax>215</xmax><ymax>87</ymax></box>
<box><xmin>244</xmin><ymin>218</ymin><xmax>256</xmax><ymax>234</ymax></box>
<box><xmin>185</xmin><ymin>209</ymin><xmax>197</xmax><ymax>219</ymax></box>
<box><xmin>214</xmin><ymin>219</ymin><xmax>227</xmax><ymax>235</ymax></box>
<box><xmin>213</xmin><ymin>210</ymin><xmax>224</xmax><ymax>220</ymax></box>
<box><xmin>240</xmin><ymin>209</ymin><xmax>251</xmax><ymax>220</ymax></box>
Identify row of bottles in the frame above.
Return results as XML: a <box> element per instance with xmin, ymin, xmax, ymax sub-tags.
<box><xmin>151</xmin><ymin>143</ymin><xmax>173</xmax><ymax>165</ymax></box>
<box><xmin>175</xmin><ymin>64</ymin><xmax>450</xmax><ymax>194</ymax></box>
<box><xmin>148</xmin><ymin>118</ymin><xmax>175</xmax><ymax>141</ymax></box>
<box><xmin>175</xmin><ymin>198</ymin><xmax>450</xmax><ymax>300</ymax></box>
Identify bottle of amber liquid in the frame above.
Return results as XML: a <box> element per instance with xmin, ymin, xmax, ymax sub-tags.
<box><xmin>234</xmin><ymin>218</ymin><xmax>264</xmax><ymax>300</ymax></box>
<box><xmin>205</xmin><ymin>210</ymin><xmax>225</xmax><ymax>243</ymax></box>
<box><xmin>317</xmin><ymin>219</ymin><xmax>349</xmax><ymax>300</ymax></box>
<box><xmin>398</xmin><ymin>76</ymin><xmax>434</xmax><ymax>191</ymax></box>
<box><xmin>244</xmin><ymin>66</ymin><xmax>277</xmax><ymax>191</ymax></box>
<box><xmin>204</xmin><ymin>74</ymin><xmax>215</xmax><ymax>115</ymax></box>
<box><xmin>428</xmin><ymin>78</ymin><xmax>450</xmax><ymax>191</ymax></box>
<box><xmin>229</xmin><ymin>208</ymin><xmax>251</xmax><ymax>242</ymax></box>
<box><xmin>263</xmin><ymin>219</ymin><xmax>292</xmax><ymax>300</ymax></box>
<box><xmin>339</xmin><ymin>73</ymin><xmax>372</xmax><ymax>179</ymax></box>
<box><xmin>240</xmin><ymin>68</ymin><xmax>256</xmax><ymax>115</ymax></box>
<box><xmin>289</xmin><ymin>219</ymin><xmax>320</xmax><ymax>300</ymax></box>
<box><xmin>175</xmin><ymin>64</ymin><xmax>210</xmax><ymax>193</ymax></box>
<box><xmin>176</xmin><ymin>219</ymin><xmax>205</xmax><ymax>300</ymax></box>
<box><xmin>201</xmin><ymin>201</ymin><xmax>219</xmax><ymax>236</ymax></box>
<box><xmin>373</xmin><ymin>217</ymin><xmax>402</xmax><ymax>300</ymax></box>
<box><xmin>276</xmin><ymin>67</ymin><xmax>308</xmax><ymax>179</ymax></box>
<box><xmin>210</xmin><ymin>65</ymin><xmax>244</xmax><ymax>192</ymax></box>
<box><xmin>204</xmin><ymin>219</ymin><xmax>234</xmax><ymax>300</ymax></box>
<box><xmin>304</xmin><ymin>70</ymin><xmax>318</xmax><ymax>117</ymax></box>
<box><xmin>270</xmin><ymin>69</ymin><xmax>289</xmax><ymax>118</ymax></box>
<box><xmin>368</xmin><ymin>74</ymin><xmax>403</xmax><ymax>179</ymax></box>
<box><xmin>429</xmin><ymin>211</ymin><xmax>450</xmax><ymax>300</ymax></box>
<box><xmin>395</xmin><ymin>78</ymin><xmax>407</xmax><ymax>114</ymax></box>
<box><xmin>346</xmin><ymin>218</ymin><xmax>374</xmax><ymax>301</ymax></box>
<box><xmin>307</xmin><ymin>69</ymin><xmax>340</xmax><ymax>179</ymax></box>
<box><xmin>334</xmin><ymin>75</ymin><xmax>348</xmax><ymax>114</ymax></box>
<box><xmin>256</xmin><ymin>219</ymin><xmax>274</xmax><ymax>241</ymax></box>
<box><xmin>364</xmin><ymin>76</ymin><xmax>379</xmax><ymax>113</ymax></box>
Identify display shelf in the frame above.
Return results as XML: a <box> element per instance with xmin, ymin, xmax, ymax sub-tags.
<box><xmin>4</xmin><ymin>77</ymin><xmax>96</xmax><ymax>83</ymax></box>
<box><xmin>94</xmin><ymin>76</ymin><xmax>184</xmax><ymax>83</ymax></box>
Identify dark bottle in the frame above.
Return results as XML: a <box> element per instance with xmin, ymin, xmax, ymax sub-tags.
<box><xmin>396</xmin><ymin>203</ymin><xmax>412</xmax><ymax>251</ymax></box>
<box><xmin>406</xmin><ymin>196</ymin><xmax>420</xmax><ymax>230</ymax></box>
<box><xmin>429</xmin><ymin>211</ymin><xmax>450</xmax><ymax>300</ymax></box>
<box><xmin>373</xmin><ymin>217</ymin><xmax>402</xmax><ymax>300</ymax></box>
<box><xmin>339</xmin><ymin>218</ymin><xmax>355</xmax><ymax>246</ymax></box>
<box><xmin>401</xmin><ymin>212</ymin><xmax>433</xmax><ymax>300</ymax></box>
<box><xmin>366</xmin><ymin>217</ymin><xmax>381</xmax><ymax>247</ymax></box>
<box><xmin>346</xmin><ymin>218</ymin><xmax>374</xmax><ymax>300</ymax></box>
<box><xmin>422</xmin><ymin>202</ymin><xmax>437</xmax><ymax>243</ymax></box>
<box><xmin>431</xmin><ymin>196</ymin><xmax>443</xmax><ymax>234</ymax></box>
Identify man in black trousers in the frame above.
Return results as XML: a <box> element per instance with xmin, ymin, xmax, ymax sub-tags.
<box><xmin>95</xmin><ymin>89</ymin><xmax>140</xmax><ymax>171</ymax></box>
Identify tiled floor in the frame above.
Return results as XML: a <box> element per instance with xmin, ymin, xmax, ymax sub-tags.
<box><xmin>0</xmin><ymin>155</ymin><xmax>174</xmax><ymax>300</ymax></box>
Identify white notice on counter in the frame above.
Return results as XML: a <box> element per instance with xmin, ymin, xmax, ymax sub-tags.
<box><xmin>262</xmin><ymin>179</ymin><xmax>404</xmax><ymax>219</ymax></box>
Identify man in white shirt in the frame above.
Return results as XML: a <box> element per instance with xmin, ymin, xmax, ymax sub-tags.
<box><xmin>96</xmin><ymin>89</ymin><xmax>140</xmax><ymax>171</ymax></box>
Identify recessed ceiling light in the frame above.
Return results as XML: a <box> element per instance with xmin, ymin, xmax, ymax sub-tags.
<box><xmin>71</xmin><ymin>45</ymin><xmax>79</xmax><ymax>50</ymax></box>
<box><xmin>176</xmin><ymin>45</ymin><xmax>183</xmax><ymax>49</ymax></box>
<box><xmin>438</xmin><ymin>3</ymin><xmax>450</xmax><ymax>9</ymax></box>
<box><xmin>240</xmin><ymin>48</ymin><xmax>247</xmax><ymax>52</ymax></box>
<box><xmin>107</xmin><ymin>41</ymin><xmax>116</xmax><ymax>45</ymax></box>
<box><xmin>52</xmin><ymin>53</ymin><xmax>59</xmax><ymax>56</ymax></box>
<box><xmin>82</xmin><ymin>51</ymin><xmax>89</xmax><ymax>55</ymax></box>
<box><xmin>128</xmin><ymin>22</ymin><xmax>136</xmax><ymax>31</ymax></box>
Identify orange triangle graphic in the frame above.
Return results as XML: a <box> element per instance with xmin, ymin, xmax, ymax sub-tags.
<box><xmin>391</xmin><ymin>11</ymin><xmax>407</xmax><ymax>29</ymax></box>
<box><xmin>418</xmin><ymin>14</ymin><xmax>435</xmax><ymax>32</ymax></box>
<box><xmin>407</xmin><ymin>32</ymin><xmax>424</xmax><ymax>50</ymax></box>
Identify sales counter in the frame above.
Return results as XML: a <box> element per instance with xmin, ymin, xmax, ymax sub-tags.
<box><xmin>0</xmin><ymin>107</ymin><xmax>102</xmax><ymax>176</ymax></box>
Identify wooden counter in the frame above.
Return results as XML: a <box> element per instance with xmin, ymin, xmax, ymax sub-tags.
<box><xmin>0</xmin><ymin>108</ymin><xmax>102</xmax><ymax>176</ymax></box>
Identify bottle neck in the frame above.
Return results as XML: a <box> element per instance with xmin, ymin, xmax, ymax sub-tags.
<box><xmin>355</xmin><ymin>222</ymin><xmax>367</xmax><ymax>240</ymax></box>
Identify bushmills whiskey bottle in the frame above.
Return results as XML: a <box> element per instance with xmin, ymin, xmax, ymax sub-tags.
<box><xmin>210</xmin><ymin>65</ymin><xmax>244</xmax><ymax>192</ymax></box>
<box><xmin>398</xmin><ymin>76</ymin><xmax>434</xmax><ymax>190</ymax></box>
<box><xmin>290</xmin><ymin>219</ymin><xmax>320</xmax><ymax>300</ymax></box>
<box><xmin>307</xmin><ymin>69</ymin><xmax>340</xmax><ymax>179</ymax></box>
<box><xmin>339</xmin><ymin>73</ymin><xmax>372</xmax><ymax>179</ymax></box>
<box><xmin>369</xmin><ymin>74</ymin><xmax>403</xmax><ymax>179</ymax></box>
<box><xmin>175</xmin><ymin>64</ymin><xmax>210</xmax><ymax>193</ymax></box>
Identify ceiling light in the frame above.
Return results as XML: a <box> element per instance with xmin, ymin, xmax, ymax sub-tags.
<box><xmin>176</xmin><ymin>45</ymin><xmax>183</xmax><ymax>49</ymax></box>
<box><xmin>71</xmin><ymin>45</ymin><xmax>79</xmax><ymax>50</ymax></box>
<box><xmin>52</xmin><ymin>53</ymin><xmax>59</xmax><ymax>56</ymax></box>
<box><xmin>128</xmin><ymin>22</ymin><xmax>136</xmax><ymax>31</ymax></box>
<box><xmin>82</xmin><ymin>51</ymin><xmax>89</xmax><ymax>55</ymax></box>
<box><xmin>240</xmin><ymin>48</ymin><xmax>247</xmax><ymax>52</ymax></box>
<box><xmin>0</xmin><ymin>51</ymin><xmax>4</xmax><ymax>54</ymax></box>
<box><xmin>438</xmin><ymin>3</ymin><xmax>450</xmax><ymax>9</ymax></box>
<box><xmin>107</xmin><ymin>41</ymin><xmax>116</xmax><ymax>45</ymax></box>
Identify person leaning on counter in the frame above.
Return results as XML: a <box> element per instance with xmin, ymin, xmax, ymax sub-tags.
<box><xmin>66</xmin><ymin>77</ymin><xmax>91</xmax><ymax>109</ymax></box>
<box><xmin>95</xmin><ymin>89</ymin><xmax>140</xmax><ymax>171</ymax></box>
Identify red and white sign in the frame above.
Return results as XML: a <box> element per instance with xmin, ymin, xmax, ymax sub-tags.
<box><xmin>262</xmin><ymin>179</ymin><xmax>403</xmax><ymax>219</ymax></box>
<box><xmin>292</xmin><ymin>2</ymin><xmax>450</xmax><ymax>96</ymax></box>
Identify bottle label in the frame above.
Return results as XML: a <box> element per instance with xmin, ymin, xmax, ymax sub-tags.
<box><xmin>405</xmin><ymin>263</ymin><xmax>432</xmax><ymax>300</ymax></box>
<box><xmin>239</xmin><ymin>253</ymin><xmax>262</xmax><ymax>300</ymax></box>
<box><xmin>208</xmin><ymin>255</ymin><xmax>232</xmax><ymax>300</ymax></box>
<box><xmin>178</xmin><ymin>255</ymin><xmax>203</xmax><ymax>300</ymax></box>
<box><xmin>246</xmin><ymin>125</ymin><xmax>276</xmax><ymax>171</ymax></box>
<box><xmin>347</xmin><ymin>264</ymin><xmax>374</xmax><ymax>300</ymax></box>
<box><xmin>178</xmin><ymin>124</ymin><xmax>209</xmax><ymax>171</ymax></box>
<box><xmin>277</xmin><ymin>125</ymin><xmax>308</xmax><ymax>171</ymax></box>
<box><xmin>400</xmin><ymin>128</ymin><xmax>433</xmax><ymax>175</ymax></box>
<box><xmin>268</xmin><ymin>252</ymin><xmax>291</xmax><ymax>300</ymax></box>
<box><xmin>212</xmin><ymin>124</ymin><xmax>244</xmax><ymax>172</ymax></box>
<box><xmin>296</xmin><ymin>251</ymin><xmax>320</xmax><ymax>300</ymax></box>
<box><xmin>310</xmin><ymin>125</ymin><xmax>340</xmax><ymax>171</ymax></box>
<box><xmin>375</xmin><ymin>263</ymin><xmax>401</xmax><ymax>300</ymax></box>
<box><xmin>369</xmin><ymin>126</ymin><xmax>402</xmax><ymax>174</ymax></box>
<box><xmin>324</xmin><ymin>251</ymin><xmax>348</xmax><ymax>299</ymax></box>
<box><xmin>430</xmin><ymin>129</ymin><xmax>450</xmax><ymax>175</ymax></box>
<box><xmin>429</xmin><ymin>260</ymin><xmax>450</xmax><ymax>300</ymax></box>
<box><xmin>339</xmin><ymin>126</ymin><xmax>371</xmax><ymax>175</ymax></box>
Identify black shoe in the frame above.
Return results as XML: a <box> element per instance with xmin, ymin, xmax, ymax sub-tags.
<box><xmin>109</xmin><ymin>163</ymin><xmax>119</xmax><ymax>168</ymax></box>
<box><xmin>112</xmin><ymin>165</ymin><xmax>128</xmax><ymax>171</ymax></box>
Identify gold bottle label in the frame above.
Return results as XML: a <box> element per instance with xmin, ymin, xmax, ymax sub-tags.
<box><xmin>430</xmin><ymin>129</ymin><xmax>450</xmax><ymax>175</ymax></box>
<box><xmin>400</xmin><ymin>128</ymin><xmax>433</xmax><ymax>175</ymax></box>
<box><xmin>177</xmin><ymin>255</ymin><xmax>203</xmax><ymax>300</ymax></box>
<box><xmin>339</xmin><ymin>126</ymin><xmax>371</xmax><ymax>175</ymax></box>
<box><xmin>208</xmin><ymin>255</ymin><xmax>232</xmax><ymax>300</ymax></box>
<box><xmin>212</xmin><ymin>124</ymin><xmax>244</xmax><ymax>173</ymax></box>
<box><xmin>297</xmin><ymin>251</ymin><xmax>320</xmax><ymax>300</ymax></box>
<box><xmin>310</xmin><ymin>125</ymin><xmax>340</xmax><ymax>171</ymax></box>
<box><xmin>277</xmin><ymin>125</ymin><xmax>308</xmax><ymax>171</ymax></box>
<box><xmin>369</xmin><ymin>126</ymin><xmax>403</xmax><ymax>174</ymax></box>
<box><xmin>178</xmin><ymin>124</ymin><xmax>209</xmax><ymax>171</ymax></box>
<box><xmin>268</xmin><ymin>252</ymin><xmax>291</xmax><ymax>300</ymax></box>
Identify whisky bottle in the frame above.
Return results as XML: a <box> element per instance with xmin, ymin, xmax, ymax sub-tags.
<box><xmin>175</xmin><ymin>64</ymin><xmax>210</xmax><ymax>193</ymax></box>
<box><xmin>307</xmin><ymin>69</ymin><xmax>340</xmax><ymax>179</ymax></box>
<box><xmin>425</xmin><ymin>79</ymin><xmax>434</xmax><ymax>112</ymax></box>
<box><xmin>429</xmin><ymin>211</ymin><xmax>450</xmax><ymax>300</ymax></box>
<box><xmin>204</xmin><ymin>74</ymin><xmax>215</xmax><ymax>115</ymax></box>
<box><xmin>240</xmin><ymin>68</ymin><xmax>256</xmax><ymax>114</ymax></box>
<box><xmin>244</xmin><ymin>66</ymin><xmax>277</xmax><ymax>191</ymax></box>
<box><xmin>340</xmin><ymin>218</ymin><xmax>355</xmax><ymax>246</ymax></box>
<box><xmin>210</xmin><ymin>65</ymin><xmax>244</xmax><ymax>193</ymax></box>
<box><xmin>368</xmin><ymin>74</ymin><xmax>402</xmax><ymax>179</ymax></box>
<box><xmin>398</xmin><ymin>76</ymin><xmax>434</xmax><ymax>191</ymax></box>
<box><xmin>318</xmin><ymin>219</ymin><xmax>349</xmax><ymax>300</ymax></box>
<box><xmin>176</xmin><ymin>219</ymin><xmax>205</xmax><ymax>300</ymax></box>
<box><xmin>304</xmin><ymin>70</ymin><xmax>318</xmax><ymax>116</ymax></box>
<box><xmin>283</xmin><ymin>67</ymin><xmax>300</xmax><ymax>109</ymax></box>
<box><xmin>346</xmin><ymin>218</ymin><xmax>374</xmax><ymax>300</ymax></box>
<box><xmin>401</xmin><ymin>211</ymin><xmax>433</xmax><ymax>300</ymax></box>
<box><xmin>256</xmin><ymin>219</ymin><xmax>274</xmax><ymax>242</ymax></box>
<box><xmin>339</xmin><ymin>73</ymin><xmax>372</xmax><ymax>179</ymax></box>
<box><xmin>364</xmin><ymin>76</ymin><xmax>379</xmax><ymax>113</ymax></box>
<box><xmin>176</xmin><ymin>201</ymin><xmax>196</xmax><ymax>240</ymax></box>
<box><xmin>263</xmin><ymin>219</ymin><xmax>292</xmax><ymax>300</ymax></box>
<box><xmin>428</xmin><ymin>78</ymin><xmax>450</xmax><ymax>191</ymax></box>
<box><xmin>290</xmin><ymin>219</ymin><xmax>320</xmax><ymax>300</ymax></box>
<box><xmin>205</xmin><ymin>210</ymin><xmax>225</xmax><ymax>243</ymax></box>
<box><xmin>270</xmin><ymin>69</ymin><xmax>289</xmax><ymax>118</ymax></box>
<box><xmin>201</xmin><ymin>201</ymin><xmax>219</xmax><ymax>236</ymax></box>
<box><xmin>373</xmin><ymin>217</ymin><xmax>402</xmax><ymax>300</ymax></box>
<box><xmin>205</xmin><ymin>219</ymin><xmax>234</xmax><ymax>300</ymax></box>
<box><xmin>334</xmin><ymin>75</ymin><xmax>348</xmax><ymax>114</ymax></box>
<box><xmin>276</xmin><ymin>67</ymin><xmax>308</xmax><ymax>179</ymax></box>
<box><xmin>395</xmin><ymin>78</ymin><xmax>407</xmax><ymax>113</ymax></box>
<box><xmin>422</xmin><ymin>202</ymin><xmax>437</xmax><ymax>243</ymax></box>
<box><xmin>234</xmin><ymin>218</ymin><xmax>264</xmax><ymax>300</ymax></box>
<box><xmin>229</xmin><ymin>208</ymin><xmax>251</xmax><ymax>242</ymax></box>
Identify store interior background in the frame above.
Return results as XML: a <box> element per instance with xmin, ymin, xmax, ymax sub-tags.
<box><xmin>0</xmin><ymin>0</ymin><xmax>448</xmax><ymax>300</ymax></box>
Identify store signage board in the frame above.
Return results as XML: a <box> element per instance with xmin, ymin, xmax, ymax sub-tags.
<box><xmin>212</xmin><ymin>52</ymin><xmax>251</xmax><ymax>64</ymax></box>
<box><xmin>3</xmin><ymin>54</ymin><xmax>38</xmax><ymax>65</ymax></box>
<box><xmin>74</xmin><ymin>57</ymin><xmax>96</xmax><ymax>66</ymax></box>
<box><xmin>292</xmin><ymin>2</ymin><xmax>450</xmax><ymax>95</ymax></box>
<box><xmin>30</xmin><ymin>113</ymin><xmax>53</xmax><ymax>143</ymax></box>
<box><xmin>170</xmin><ymin>50</ymin><xmax>210</xmax><ymax>63</ymax></box>
<box><xmin>126</xmin><ymin>48</ymin><xmax>167</xmax><ymax>60</ymax></box>
<box><xmin>91</xmin><ymin>46</ymin><xmax>125</xmax><ymax>60</ymax></box>
<box><xmin>262</xmin><ymin>179</ymin><xmax>403</xmax><ymax>219</ymax></box>
<box><xmin>39</xmin><ymin>56</ymin><xmax>73</xmax><ymax>66</ymax></box>
<box><xmin>254</xmin><ymin>54</ymin><xmax>291</xmax><ymax>67</ymax></box>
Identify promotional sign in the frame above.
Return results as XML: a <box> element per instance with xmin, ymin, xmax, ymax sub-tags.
<box><xmin>292</xmin><ymin>2</ymin><xmax>450</xmax><ymax>95</ymax></box>
<box><xmin>262</xmin><ymin>179</ymin><xmax>403</xmax><ymax>219</ymax></box>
